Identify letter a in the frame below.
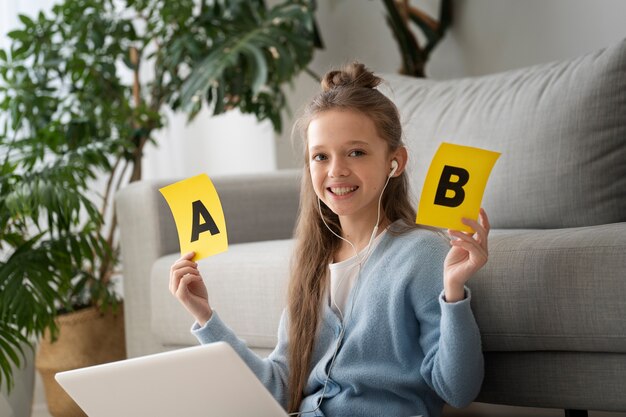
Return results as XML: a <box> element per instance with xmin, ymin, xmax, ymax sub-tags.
<box><xmin>434</xmin><ymin>165</ymin><xmax>470</xmax><ymax>208</ymax></box>
<box><xmin>190</xmin><ymin>200</ymin><xmax>220</xmax><ymax>242</ymax></box>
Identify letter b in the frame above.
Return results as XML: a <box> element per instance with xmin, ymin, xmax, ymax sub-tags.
<box><xmin>434</xmin><ymin>165</ymin><xmax>470</xmax><ymax>208</ymax></box>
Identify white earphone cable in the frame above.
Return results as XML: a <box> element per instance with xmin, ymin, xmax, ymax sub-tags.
<box><xmin>288</xmin><ymin>164</ymin><xmax>395</xmax><ymax>416</ymax></box>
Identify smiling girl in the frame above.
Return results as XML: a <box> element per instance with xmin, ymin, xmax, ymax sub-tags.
<box><xmin>170</xmin><ymin>62</ymin><xmax>489</xmax><ymax>417</ymax></box>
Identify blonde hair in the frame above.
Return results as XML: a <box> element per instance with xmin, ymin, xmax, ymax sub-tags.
<box><xmin>286</xmin><ymin>62</ymin><xmax>417</xmax><ymax>412</ymax></box>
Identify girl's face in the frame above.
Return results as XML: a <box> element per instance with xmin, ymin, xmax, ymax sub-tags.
<box><xmin>307</xmin><ymin>109</ymin><xmax>394</xmax><ymax>226</ymax></box>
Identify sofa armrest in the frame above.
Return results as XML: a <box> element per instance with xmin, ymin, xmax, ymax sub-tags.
<box><xmin>471</xmin><ymin>222</ymin><xmax>626</xmax><ymax>410</ymax></box>
<box><xmin>473</xmin><ymin>222</ymin><xmax>626</xmax><ymax>352</ymax></box>
<box><xmin>115</xmin><ymin>169</ymin><xmax>301</xmax><ymax>357</ymax></box>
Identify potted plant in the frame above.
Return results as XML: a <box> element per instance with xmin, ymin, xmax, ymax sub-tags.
<box><xmin>0</xmin><ymin>0</ymin><xmax>321</xmax><ymax>415</ymax></box>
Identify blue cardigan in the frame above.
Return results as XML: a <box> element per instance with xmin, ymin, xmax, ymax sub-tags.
<box><xmin>192</xmin><ymin>224</ymin><xmax>484</xmax><ymax>417</ymax></box>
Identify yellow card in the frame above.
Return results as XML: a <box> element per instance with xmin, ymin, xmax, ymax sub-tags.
<box><xmin>416</xmin><ymin>143</ymin><xmax>500</xmax><ymax>233</ymax></box>
<box><xmin>159</xmin><ymin>174</ymin><xmax>228</xmax><ymax>261</ymax></box>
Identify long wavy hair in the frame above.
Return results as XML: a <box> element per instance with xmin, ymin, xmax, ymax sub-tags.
<box><xmin>286</xmin><ymin>62</ymin><xmax>417</xmax><ymax>412</ymax></box>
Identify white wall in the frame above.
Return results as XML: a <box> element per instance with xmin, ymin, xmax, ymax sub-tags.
<box><xmin>430</xmin><ymin>0</ymin><xmax>626</xmax><ymax>78</ymax></box>
<box><xmin>275</xmin><ymin>0</ymin><xmax>626</xmax><ymax>169</ymax></box>
<box><xmin>142</xmin><ymin>108</ymin><xmax>276</xmax><ymax>181</ymax></box>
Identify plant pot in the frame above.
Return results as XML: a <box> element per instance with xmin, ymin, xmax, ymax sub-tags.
<box><xmin>35</xmin><ymin>304</ymin><xmax>126</xmax><ymax>417</ymax></box>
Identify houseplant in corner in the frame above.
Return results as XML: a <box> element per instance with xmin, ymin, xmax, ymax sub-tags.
<box><xmin>0</xmin><ymin>0</ymin><xmax>320</xmax><ymax>416</ymax></box>
<box><xmin>0</xmin><ymin>34</ymin><xmax>126</xmax><ymax>414</ymax></box>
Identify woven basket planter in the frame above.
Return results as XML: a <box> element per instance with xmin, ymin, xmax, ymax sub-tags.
<box><xmin>36</xmin><ymin>304</ymin><xmax>126</xmax><ymax>417</ymax></box>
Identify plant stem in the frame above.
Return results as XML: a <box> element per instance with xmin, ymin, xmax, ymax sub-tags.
<box><xmin>101</xmin><ymin>155</ymin><xmax>123</xmax><ymax>220</ymax></box>
<box><xmin>304</xmin><ymin>67</ymin><xmax>321</xmax><ymax>83</ymax></box>
<box><xmin>129</xmin><ymin>45</ymin><xmax>144</xmax><ymax>183</ymax></box>
<box><xmin>131</xmin><ymin>47</ymin><xmax>141</xmax><ymax>108</ymax></box>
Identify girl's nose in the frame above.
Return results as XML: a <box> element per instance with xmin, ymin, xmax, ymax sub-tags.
<box><xmin>328</xmin><ymin>159</ymin><xmax>349</xmax><ymax>178</ymax></box>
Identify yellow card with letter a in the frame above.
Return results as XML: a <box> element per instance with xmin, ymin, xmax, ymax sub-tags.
<box><xmin>416</xmin><ymin>143</ymin><xmax>500</xmax><ymax>233</ymax></box>
<box><xmin>159</xmin><ymin>174</ymin><xmax>228</xmax><ymax>262</ymax></box>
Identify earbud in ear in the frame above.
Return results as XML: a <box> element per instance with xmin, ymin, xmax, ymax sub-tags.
<box><xmin>389</xmin><ymin>160</ymin><xmax>399</xmax><ymax>177</ymax></box>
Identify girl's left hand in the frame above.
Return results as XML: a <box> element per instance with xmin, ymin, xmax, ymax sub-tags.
<box><xmin>443</xmin><ymin>208</ymin><xmax>490</xmax><ymax>302</ymax></box>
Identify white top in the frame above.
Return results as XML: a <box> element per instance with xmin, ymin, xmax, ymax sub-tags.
<box><xmin>328</xmin><ymin>229</ymin><xmax>388</xmax><ymax>318</ymax></box>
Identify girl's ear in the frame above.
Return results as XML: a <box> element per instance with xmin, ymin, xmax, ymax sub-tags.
<box><xmin>390</xmin><ymin>146</ymin><xmax>409</xmax><ymax>177</ymax></box>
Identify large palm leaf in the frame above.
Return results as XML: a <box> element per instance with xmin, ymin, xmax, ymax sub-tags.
<box><xmin>176</xmin><ymin>1</ymin><xmax>318</xmax><ymax>131</ymax></box>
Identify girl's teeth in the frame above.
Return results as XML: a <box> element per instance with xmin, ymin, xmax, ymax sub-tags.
<box><xmin>330</xmin><ymin>186</ymin><xmax>357</xmax><ymax>196</ymax></box>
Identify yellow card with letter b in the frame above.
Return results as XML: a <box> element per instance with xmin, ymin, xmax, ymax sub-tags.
<box><xmin>416</xmin><ymin>143</ymin><xmax>500</xmax><ymax>233</ymax></box>
<box><xmin>159</xmin><ymin>174</ymin><xmax>228</xmax><ymax>261</ymax></box>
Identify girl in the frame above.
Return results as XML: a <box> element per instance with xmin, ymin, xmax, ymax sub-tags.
<box><xmin>170</xmin><ymin>62</ymin><xmax>489</xmax><ymax>417</ymax></box>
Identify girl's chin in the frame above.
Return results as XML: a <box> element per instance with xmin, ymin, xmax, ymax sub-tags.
<box><xmin>323</xmin><ymin>202</ymin><xmax>364</xmax><ymax>218</ymax></box>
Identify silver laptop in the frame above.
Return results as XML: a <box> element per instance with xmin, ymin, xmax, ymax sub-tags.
<box><xmin>55</xmin><ymin>341</ymin><xmax>289</xmax><ymax>417</ymax></box>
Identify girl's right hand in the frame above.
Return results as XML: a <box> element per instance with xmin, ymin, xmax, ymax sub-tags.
<box><xmin>169</xmin><ymin>251</ymin><xmax>213</xmax><ymax>326</ymax></box>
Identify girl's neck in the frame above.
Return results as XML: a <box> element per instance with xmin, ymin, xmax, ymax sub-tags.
<box><xmin>337</xmin><ymin>215</ymin><xmax>390</xmax><ymax>254</ymax></box>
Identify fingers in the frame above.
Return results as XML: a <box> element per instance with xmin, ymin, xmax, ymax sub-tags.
<box><xmin>169</xmin><ymin>252</ymin><xmax>198</xmax><ymax>294</ymax></box>
<box><xmin>460</xmin><ymin>218</ymin><xmax>488</xmax><ymax>252</ymax></box>
<box><xmin>175</xmin><ymin>273</ymin><xmax>203</xmax><ymax>298</ymax></box>
<box><xmin>448</xmin><ymin>208</ymin><xmax>491</xmax><ymax>258</ymax></box>
<box><xmin>457</xmin><ymin>209</ymin><xmax>490</xmax><ymax>252</ymax></box>
<box><xmin>448</xmin><ymin>229</ymin><xmax>488</xmax><ymax>260</ymax></box>
<box><xmin>449</xmin><ymin>235</ymin><xmax>487</xmax><ymax>258</ymax></box>
<box><xmin>168</xmin><ymin>251</ymin><xmax>212</xmax><ymax>324</ymax></box>
<box><xmin>479</xmin><ymin>208</ymin><xmax>491</xmax><ymax>232</ymax></box>
<box><xmin>180</xmin><ymin>251</ymin><xmax>195</xmax><ymax>261</ymax></box>
<box><xmin>170</xmin><ymin>266</ymin><xmax>199</xmax><ymax>294</ymax></box>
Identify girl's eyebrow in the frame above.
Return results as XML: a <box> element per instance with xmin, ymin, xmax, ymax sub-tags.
<box><xmin>310</xmin><ymin>140</ymin><xmax>371</xmax><ymax>152</ymax></box>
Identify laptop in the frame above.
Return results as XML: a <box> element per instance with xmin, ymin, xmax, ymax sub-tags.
<box><xmin>55</xmin><ymin>341</ymin><xmax>289</xmax><ymax>417</ymax></box>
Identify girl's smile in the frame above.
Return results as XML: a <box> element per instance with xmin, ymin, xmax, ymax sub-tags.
<box><xmin>326</xmin><ymin>184</ymin><xmax>359</xmax><ymax>197</ymax></box>
<box><xmin>328</xmin><ymin>185</ymin><xmax>358</xmax><ymax>196</ymax></box>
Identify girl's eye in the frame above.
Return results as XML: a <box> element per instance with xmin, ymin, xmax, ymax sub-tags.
<box><xmin>349</xmin><ymin>150</ymin><xmax>365</xmax><ymax>157</ymax></box>
<box><xmin>312</xmin><ymin>154</ymin><xmax>327</xmax><ymax>162</ymax></box>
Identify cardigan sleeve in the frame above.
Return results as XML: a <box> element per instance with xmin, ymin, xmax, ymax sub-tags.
<box><xmin>417</xmin><ymin>288</ymin><xmax>484</xmax><ymax>408</ymax></box>
<box><xmin>191</xmin><ymin>309</ymin><xmax>291</xmax><ymax>408</ymax></box>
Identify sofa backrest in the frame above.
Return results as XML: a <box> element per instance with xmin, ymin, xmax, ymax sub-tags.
<box><xmin>381</xmin><ymin>38</ymin><xmax>626</xmax><ymax>229</ymax></box>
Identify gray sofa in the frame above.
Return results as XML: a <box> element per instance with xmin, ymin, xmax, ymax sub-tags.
<box><xmin>116</xmin><ymin>39</ymin><xmax>626</xmax><ymax>414</ymax></box>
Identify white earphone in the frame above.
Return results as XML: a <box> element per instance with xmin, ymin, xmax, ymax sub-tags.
<box><xmin>389</xmin><ymin>159</ymin><xmax>398</xmax><ymax>177</ymax></box>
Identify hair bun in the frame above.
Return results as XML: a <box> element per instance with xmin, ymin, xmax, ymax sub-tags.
<box><xmin>321</xmin><ymin>62</ymin><xmax>382</xmax><ymax>92</ymax></box>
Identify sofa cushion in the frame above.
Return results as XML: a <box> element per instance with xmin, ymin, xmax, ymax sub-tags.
<box><xmin>150</xmin><ymin>224</ymin><xmax>626</xmax><ymax>355</ymax></box>
<box><xmin>382</xmin><ymin>38</ymin><xmax>626</xmax><ymax>229</ymax></box>
<box><xmin>151</xmin><ymin>239</ymin><xmax>293</xmax><ymax>350</ymax></box>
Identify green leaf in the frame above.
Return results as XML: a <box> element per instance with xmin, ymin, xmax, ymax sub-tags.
<box><xmin>241</xmin><ymin>44</ymin><xmax>268</xmax><ymax>95</ymax></box>
<box><xmin>6</xmin><ymin>30</ymin><xmax>27</xmax><ymax>41</ymax></box>
<box><xmin>18</xmin><ymin>14</ymin><xmax>35</xmax><ymax>28</ymax></box>
<box><xmin>213</xmin><ymin>80</ymin><xmax>226</xmax><ymax>115</ymax></box>
<box><xmin>0</xmin><ymin>317</ymin><xmax>31</xmax><ymax>391</ymax></box>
